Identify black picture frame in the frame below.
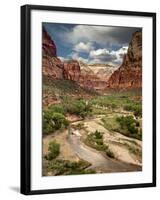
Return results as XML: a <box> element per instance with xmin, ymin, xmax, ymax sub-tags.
<box><xmin>21</xmin><ymin>4</ymin><xmax>156</xmax><ymax>195</ymax></box>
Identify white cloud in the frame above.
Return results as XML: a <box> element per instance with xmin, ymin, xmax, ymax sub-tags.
<box><xmin>62</xmin><ymin>46</ymin><xmax>128</xmax><ymax>66</ymax></box>
<box><xmin>88</xmin><ymin>46</ymin><xmax>128</xmax><ymax>66</ymax></box>
<box><xmin>74</xmin><ymin>42</ymin><xmax>94</xmax><ymax>53</ymax></box>
<box><xmin>110</xmin><ymin>46</ymin><xmax>128</xmax><ymax>65</ymax></box>
<box><xmin>60</xmin><ymin>25</ymin><xmax>140</xmax><ymax>46</ymax></box>
<box><xmin>90</xmin><ymin>49</ymin><xmax>110</xmax><ymax>57</ymax></box>
<box><xmin>89</xmin><ymin>48</ymin><xmax>117</xmax><ymax>64</ymax></box>
<box><xmin>113</xmin><ymin>46</ymin><xmax>128</xmax><ymax>57</ymax></box>
<box><xmin>64</xmin><ymin>25</ymin><xmax>115</xmax><ymax>45</ymax></box>
<box><xmin>68</xmin><ymin>52</ymin><xmax>89</xmax><ymax>63</ymax></box>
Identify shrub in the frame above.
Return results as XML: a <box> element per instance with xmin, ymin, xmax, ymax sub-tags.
<box><xmin>51</xmin><ymin>112</ymin><xmax>69</xmax><ymax>130</ymax></box>
<box><xmin>124</xmin><ymin>104</ymin><xmax>142</xmax><ymax>117</ymax></box>
<box><xmin>94</xmin><ymin>130</ymin><xmax>103</xmax><ymax>139</ymax></box>
<box><xmin>110</xmin><ymin>103</ymin><xmax>117</xmax><ymax>109</ymax></box>
<box><xmin>101</xmin><ymin>115</ymin><xmax>141</xmax><ymax>140</ymax></box>
<box><xmin>84</xmin><ymin>130</ymin><xmax>115</xmax><ymax>159</ymax></box>
<box><xmin>63</xmin><ymin>100</ymin><xmax>92</xmax><ymax>118</ymax></box>
<box><xmin>49</xmin><ymin>105</ymin><xmax>65</xmax><ymax>115</ymax></box>
<box><xmin>133</xmin><ymin>106</ymin><xmax>142</xmax><ymax>117</ymax></box>
<box><xmin>42</xmin><ymin>159</ymin><xmax>95</xmax><ymax>175</ymax></box>
<box><xmin>116</xmin><ymin>116</ymin><xmax>141</xmax><ymax>140</ymax></box>
<box><xmin>43</xmin><ymin>110</ymin><xmax>55</xmax><ymax>134</ymax></box>
<box><xmin>105</xmin><ymin>149</ymin><xmax>115</xmax><ymax>158</ymax></box>
<box><xmin>128</xmin><ymin>124</ymin><xmax>138</xmax><ymax>134</ymax></box>
<box><xmin>116</xmin><ymin>116</ymin><xmax>135</xmax><ymax>128</ymax></box>
<box><xmin>75</xmin><ymin>122</ymin><xmax>85</xmax><ymax>130</ymax></box>
<box><xmin>46</xmin><ymin>141</ymin><xmax>60</xmax><ymax>160</ymax></box>
<box><xmin>43</xmin><ymin>110</ymin><xmax>69</xmax><ymax>135</ymax></box>
<box><xmin>101</xmin><ymin>117</ymin><xmax>121</xmax><ymax>132</ymax></box>
<box><xmin>85</xmin><ymin>130</ymin><xmax>108</xmax><ymax>151</ymax></box>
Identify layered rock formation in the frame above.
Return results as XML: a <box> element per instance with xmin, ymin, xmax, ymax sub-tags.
<box><xmin>42</xmin><ymin>27</ymin><xmax>63</xmax><ymax>79</ymax></box>
<box><xmin>63</xmin><ymin>61</ymin><xmax>110</xmax><ymax>90</ymax></box>
<box><xmin>42</xmin><ymin>27</ymin><xmax>64</xmax><ymax>106</ymax></box>
<box><xmin>63</xmin><ymin>60</ymin><xmax>81</xmax><ymax>81</ymax></box>
<box><xmin>93</xmin><ymin>64</ymin><xmax>118</xmax><ymax>82</ymax></box>
<box><xmin>42</xmin><ymin>27</ymin><xmax>142</xmax><ymax>92</ymax></box>
<box><xmin>43</xmin><ymin>27</ymin><xmax>57</xmax><ymax>57</ymax></box>
<box><xmin>79</xmin><ymin>62</ymin><xmax>108</xmax><ymax>90</ymax></box>
<box><xmin>107</xmin><ymin>31</ymin><xmax>142</xmax><ymax>89</ymax></box>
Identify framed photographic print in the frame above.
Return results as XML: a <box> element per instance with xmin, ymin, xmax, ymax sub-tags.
<box><xmin>21</xmin><ymin>4</ymin><xmax>156</xmax><ymax>195</ymax></box>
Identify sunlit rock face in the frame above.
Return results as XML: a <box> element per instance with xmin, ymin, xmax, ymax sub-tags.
<box><xmin>63</xmin><ymin>60</ymin><xmax>81</xmax><ymax>81</ymax></box>
<box><xmin>107</xmin><ymin>31</ymin><xmax>142</xmax><ymax>89</ymax></box>
<box><xmin>63</xmin><ymin>61</ymin><xmax>113</xmax><ymax>90</ymax></box>
<box><xmin>42</xmin><ymin>28</ymin><xmax>142</xmax><ymax>92</ymax></box>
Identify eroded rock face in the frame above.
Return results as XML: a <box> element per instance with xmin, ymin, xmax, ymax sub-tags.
<box><xmin>95</xmin><ymin>65</ymin><xmax>118</xmax><ymax>82</ymax></box>
<box><xmin>42</xmin><ymin>28</ymin><xmax>142</xmax><ymax>92</ymax></box>
<box><xmin>42</xmin><ymin>27</ymin><xmax>64</xmax><ymax>106</ymax></box>
<box><xmin>43</xmin><ymin>27</ymin><xmax>57</xmax><ymax>57</ymax></box>
<box><xmin>63</xmin><ymin>60</ymin><xmax>108</xmax><ymax>90</ymax></box>
<box><xmin>63</xmin><ymin>60</ymin><xmax>81</xmax><ymax>81</ymax></box>
<box><xmin>107</xmin><ymin>31</ymin><xmax>142</xmax><ymax>89</ymax></box>
<box><xmin>42</xmin><ymin>27</ymin><xmax>63</xmax><ymax>80</ymax></box>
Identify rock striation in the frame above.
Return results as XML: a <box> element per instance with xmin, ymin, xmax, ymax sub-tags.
<box><xmin>42</xmin><ymin>27</ymin><xmax>63</xmax><ymax>79</ymax></box>
<box><xmin>107</xmin><ymin>31</ymin><xmax>142</xmax><ymax>89</ymax></box>
<box><xmin>63</xmin><ymin>60</ymin><xmax>81</xmax><ymax>81</ymax></box>
<box><xmin>63</xmin><ymin>61</ymin><xmax>110</xmax><ymax>90</ymax></box>
<box><xmin>42</xmin><ymin>27</ymin><xmax>142</xmax><ymax>92</ymax></box>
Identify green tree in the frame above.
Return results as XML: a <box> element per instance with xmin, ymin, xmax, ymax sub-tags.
<box><xmin>43</xmin><ymin>110</ymin><xmax>69</xmax><ymax>135</ymax></box>
<box><xmin>46</xmin><ymin>141</ymin><xmax>60</xmax><ymax>160</ymax></box>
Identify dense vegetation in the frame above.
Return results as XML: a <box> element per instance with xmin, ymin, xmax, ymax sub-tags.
<box><xmin>61</xmin><ymin>99</ymin><xmax>92</xmax><ymax>118</ymax></box>
<box><xmin>116</xmin><ymin>116</ymin><xmax>142</xmax><ymax>140</ymax></box>
<box><xmin>43</xmin><ymin>99</ymin><xmax>92</xmax><ymax>135</ymax></box>
<box><xmin>43</xmin><ymin>159</ymin><xmax>95</xmax><ymax>176</ymax></box>
<box><xmin>124</xmin><ymin>104</ymin><xmax>142</xmax><ymax>117</ymax></box>
<box><xmin>42</xmin><ymin>80</ymin><xmax>142</xmax><ymax>175</ymax></box>
<box><xmin>43</xmin><ymin>110</ymin><xmax>69</xmax><ymax>135</ymax></box>
<box><xmin>43</xmin><ymin>91</ymin><xmax>142</xmax><ymax>138</ymax></box>
<box><xmin>90</xmin><ymin>94</ymin><xmax>142</xmax><ymax>117</ymax></box>
<box><xmin>45</xmin><ymin>141</ymin><xmax>60</xmax><ymax>160</ymax></box>
<box><xmin>102</xmin><ymin>115</ymin><xmax>142</xmax><ymax>140</ymax></box>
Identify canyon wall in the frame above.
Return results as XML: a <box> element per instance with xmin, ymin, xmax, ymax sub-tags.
<box><xmin>42</xmin><ymin>27</ymin><xmax>64</xmax><ymax>80</ymax></box>
<box><xmin>42</xmin><ymin>27</ymin><xmax>142</xmax><ymax>92</ymax></box>
<box><xmin>107</xmin><ymin>31</ymin><xmax>142</xmax><ymax>89</ymax></box>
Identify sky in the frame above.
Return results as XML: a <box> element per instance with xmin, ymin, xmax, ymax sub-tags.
<box><xmin>43</xmin><ymin>22</ymin><xmax>141</xmax><ymax>67</ymax></box>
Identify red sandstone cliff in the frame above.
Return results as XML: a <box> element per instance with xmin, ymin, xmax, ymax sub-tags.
<box><xmin>63</xmin><ymin>60</ymin><xmax>81</xmax><ymax>81</ymax></box>
<box><xmin>63</xmin><ymin>60</ymin><xmax>109</xmax><ymax>90</ymax></box>
<box><xmin>107</xmin><ymin>31</ymin><xmax>142</xmax><ymax>89</ymax></box>
<box><xmin>43</xmin><ymin>27</ymin><xmax>142</xmax><ymax>92</ymax></box>
<box><xmin>42</xmin><ymin>27</ymin><xmax>63</xmax><ymax>80</ymax></box>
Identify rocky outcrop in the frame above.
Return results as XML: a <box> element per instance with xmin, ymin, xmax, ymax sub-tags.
<box><xmin>43</xmin><ymin>27</ymin><xmax>57</xmax><ymax>57</ymax></box>
<box><xmin>42</xmin><ymin>27</ymin><xmax>63</xmax><ymax>80</ymax></box>
<box><xmin>42</xmin><ymin>56</ymin><xmax>64</xmax><ymax>79</ymax></box>
<box><xmin>63</xmin><ymin>60</ymin><xmax>81</xmax><ymax>81</ymax></box>
<box><xmin>107</xmin><ymin>31</ymin><xmax>142</xmax><ymax>89</ymax></box>
<box><xmin>95</xmin><ymin>65</ymin><xmax>118</xmax><ymax>81</ymax></box>
<box><xmin>43</xmin><ymin>28</ymin><xmax>142</xmax><ymax>92</ymax></box>
<box><xmin>63</xmin><ymin>60</ymin><xmax>109</xmax><ymax>90</ymax></box>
